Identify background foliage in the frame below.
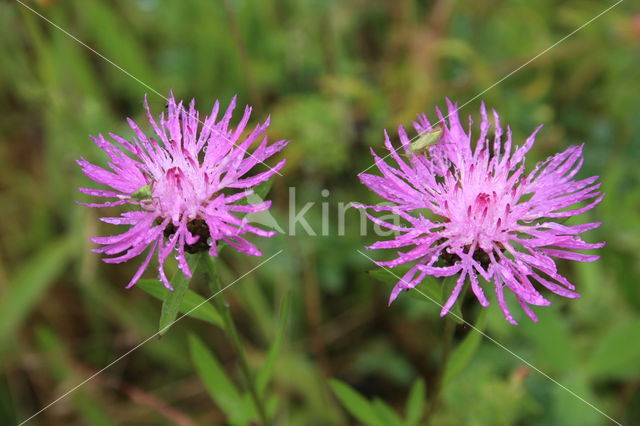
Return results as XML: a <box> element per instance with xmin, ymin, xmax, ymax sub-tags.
<box><xmin>1</xmin><ymin>0</ymin><xmax>639</xmax><ymax>424</ymax></box>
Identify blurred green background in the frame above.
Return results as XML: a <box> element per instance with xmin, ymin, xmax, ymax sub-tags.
<box><xmin>1</xmin><ymin>0</ymin><xmax>640</xmax><ymax>425</ymax></box>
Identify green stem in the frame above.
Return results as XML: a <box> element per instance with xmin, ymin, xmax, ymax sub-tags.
<box><xmin>202</xmin><ymin>254</ymin><xmax>270</xmax><ymax>426</ymax></box>
<box><xmin>427</xmin><ymin>279</ymin><xmax>468</xmax><ymax>421</ymax></box>
<box><xmin>424</xmin><ymin>317</ymin><xmax>457</xmax><ymax>422</ymax></box>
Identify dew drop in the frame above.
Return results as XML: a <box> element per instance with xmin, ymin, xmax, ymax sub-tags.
<box><xmin>206</xmin><ymin>237</ymin><xmax>213</xmax><ymax>245</ymax></box>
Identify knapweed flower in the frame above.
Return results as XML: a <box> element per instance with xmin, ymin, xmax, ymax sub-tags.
<box><xmin>78</xmin><ymin>94</ymin><xmax>287</xmax><ymax>289</ymax></box>
<box><xmin>356</xmin><ymin>100</ymin><xmax>604</xmax><ymax>324</ymax></box>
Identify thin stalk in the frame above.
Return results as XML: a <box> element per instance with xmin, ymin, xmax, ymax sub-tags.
<box><xmin>427</xmin><ymin>281</ymin><xmax>468</xmax><ymax>421</ymax></box>
<box><xmin>425</xmin><ymin>317</ymin><xmax>457</xmax><ymax>422</ymax></box>
<box><xmin>202</xmin><ymin>254</ymin><xmax>270</xmax><ymax>426</ymax></box>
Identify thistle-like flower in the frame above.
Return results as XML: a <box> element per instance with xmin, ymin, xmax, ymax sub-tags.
<box><xmin>78</xmin><ymin>94</ymin><xmax>287</xmax><ymax>289</ymax></box>
<box><xmin>356</xmin><ymin>100</ymin><xmax>604</xmax><ymax>324</ymax></box>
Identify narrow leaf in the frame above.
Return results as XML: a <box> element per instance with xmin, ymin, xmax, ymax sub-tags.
<box><xmin>137</xmin><ymin>279</ymin><xmax>222</xmax><ymax>327</ymax></box>
<box><xmin>1</xmin><ymin>236</ymin><xmax>74</xmax><ymax>350</ymax></box>
<box><xmin>159</xmin><ymin>254</ymin><xmax>201</xmax><ymax>335</ymax></box>
<box><xmin>405</xmin><ymin>379</ymin><xmax>426</xmax><ymax>426</ymax></box>
<box><xmin>330</xmin><ymin>379</ymin><xmax>383</xmax><ymax>426</ymax></box>
<box><xmin>256</xmin><ymin>292</ymin><xmax>291</xmax><ymax>395</ymax></box>
<box><xmin>372</xmin><ymin>398</ymin><xmax>404</xmax><ymax>425</ymax></box>
<box><xmin>188</xmin><ymin>335</ymin><xmax>252</xmax><ymax>425</ymax></box>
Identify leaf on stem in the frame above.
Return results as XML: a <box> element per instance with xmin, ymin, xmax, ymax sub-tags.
<box><xmin>158</xmin><ymin>254</ymin><xmax>202</xmax><ymax>335</ymax></box>
<box><xmin>137</xmin><ymin>278</ymin><xmax>222</xmax><ymax>327</ymax></box>
<box><xmin>188</xmin><ymin>335</ymin><xmax>255</xmax><ymax>425</ymax></box>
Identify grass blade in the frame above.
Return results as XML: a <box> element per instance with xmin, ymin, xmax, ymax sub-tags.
<box><xmin>256</xmin><ymin>292</ymin><xmax>291</xmax><ymax>395</ymax></box>
<box><xmin>189</xmin><ymin>335</ymin><xmax>253</xmax><ymax>425</ymax></box>
<box><xmin>330</xmin><ymin>379</ymin><xmax>383</xmax><ymax>426</ymax></box>
<box><xmin>0</xmin><ymin>236</ymin><xmax>74</xmax><ymax>351</ymax></box>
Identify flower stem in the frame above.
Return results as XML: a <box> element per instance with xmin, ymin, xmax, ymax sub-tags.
<box><xmin>202</xmin><ymin>254</ymin><xmax>270</xmax><ymax>426</ymax></box>
<box><xmin>425</xmin><ymin>316</ymin><xmax>457</xmax><ymax>422</ymax></box>
<box><xmin>427</xmin><ymin>280</ymin><xmax>468</xmax><ymax>421</ymax></box>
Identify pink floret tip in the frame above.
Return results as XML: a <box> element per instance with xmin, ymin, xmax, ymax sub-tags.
<box><xmin>356</xmin><ymin>100</ymin><xmax>604</xmax><ymax>324</ymax></box>
<box><xmin>78</xmin><ymin>93</ymin><xmax>287</xmax><ymax>290</ymax></box>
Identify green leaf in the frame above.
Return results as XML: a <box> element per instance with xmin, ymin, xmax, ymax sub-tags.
<box><xmin>137</xmin><ymin>279</ymin><xmax>223</xmax><ymax>327</ymax></box>
<box><xmin>158</xmin><ymin>254</ymin><xmax>202</xmax><ymax>335</ymax></box>
<box><xmin>442</xmin><ymin>309</ymin><xmax>488</xmax><ymax>386</ymax></box>
<box><xmin>329</xmin><ymin>379</ymin><xmax>383</xmax><ymax>426</ymax></box>
<box><xmin>188</xmin><ymin>335</ymin><xmax>253</xmax><ymax>425</ymax></box>
<box><xmin>405</xmin><ymin>379</ymin><xmax>426</xmax><ymax>426</ymax></box>
<box><xmin>256</xmin><ymin>292</ymin><xmax>291</xmax><ymax>395</ymax></box>
<box><xmin>372</xmin><ymin>398</ymin><xmax>404</xmax><ymax>425</ymax></box>
<box><xmin>586</xmin><ymin>318</ymin><xmax>640</xmax><ymax>378</ymax></box>
<box><xmin>0</xmin><ymin>236</ymin><xmax>74</xmax><ymax>351</ymax></box>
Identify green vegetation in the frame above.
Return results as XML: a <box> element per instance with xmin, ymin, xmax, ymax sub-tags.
<box><xmin>1</xmin><ymin>0</ymin><xmax>639</xmax><ymax>424</ymax></box>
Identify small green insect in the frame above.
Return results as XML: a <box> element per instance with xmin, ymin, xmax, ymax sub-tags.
<box><xmin>131</xmin><ymin>184</ymin><xmax>153</xmax><ymax>201</ymax></box>
<box><xmin>409</xmin><ymin>125</ymin><xmax>443</xmax><ymax>155</ymax></box>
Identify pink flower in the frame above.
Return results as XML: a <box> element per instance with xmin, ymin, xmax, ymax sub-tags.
<box><xmin>78</xmin><ymin>94</ymin><xmax>287</xmax><ymax>290</ymax></box>
<box><xmin>356</xmin><ymin>100</ymin><xmax>604</xmax><ymax>324</ymax></box>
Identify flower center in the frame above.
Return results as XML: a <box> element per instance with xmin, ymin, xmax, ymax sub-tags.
<box><xmin>164</xmin><ymin>218</ymin><xmax>211</xmax><ymax>254</ymax></box>
<box><xmin>439</xmin><ymin>244</ymin><xmax>493</xmax><ymax>269</ymax></box>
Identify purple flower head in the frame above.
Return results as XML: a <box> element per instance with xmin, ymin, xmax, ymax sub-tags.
<box><xmin>78</xmin><ymin>94</ymin><xmax>287</xmax><ymax>290</ymax></box>
<box><xmin>356</xmin><ymin>100</ymin><xmax>604</xmax><ymax>324</ymax></box>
